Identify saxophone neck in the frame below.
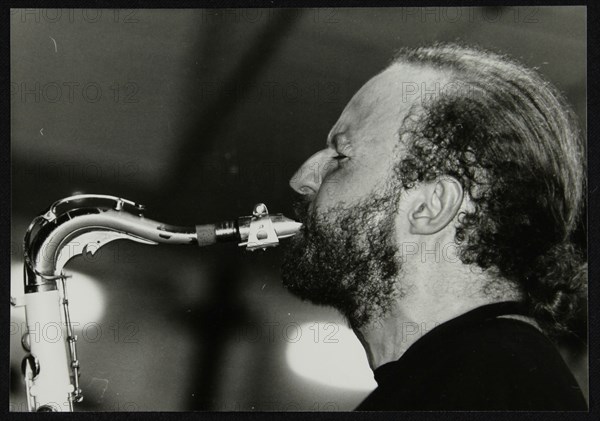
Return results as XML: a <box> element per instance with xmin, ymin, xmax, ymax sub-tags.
<box><xmin>23</xmin><ymin>194</ymin><xmax>197</xmax><ymax>292</ymax></box>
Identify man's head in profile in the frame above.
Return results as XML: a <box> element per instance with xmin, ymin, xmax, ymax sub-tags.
<box><xmin>280</xmin><ymin>43</ymin><xmax>587</xmax><ymax>410</ymax></box>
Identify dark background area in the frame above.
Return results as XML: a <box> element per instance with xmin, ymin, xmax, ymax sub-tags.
<box><xmin>10</xmin><ymin>7</ymin><xmax>586</xmax><ymax>411</ymax></box>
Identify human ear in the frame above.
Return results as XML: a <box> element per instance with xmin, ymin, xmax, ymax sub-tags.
<box><xmin>408</xmin><ymin>177</ymin><xmax>463</xmax><ymax>235</ymax></box>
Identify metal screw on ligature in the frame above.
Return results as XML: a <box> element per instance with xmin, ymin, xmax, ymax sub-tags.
<box><xmin>253</xmin><ymin>203</ymin><xmax>268</xmax><ymax>217</ymax></box>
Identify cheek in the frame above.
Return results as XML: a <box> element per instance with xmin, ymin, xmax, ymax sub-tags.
<box><xmin>312</xmin><ymin>178</ymin><xmax>344</xmax><ymax>210</ymax></box>
<box><xmin>312</xmin><ymin>149</ymin><xmax>396</xmax><ymax>210</ymax></box>
<box><xmin>311</xmin><ymin>174</ymin><xmax>353</xmax><ymax>214</ymax></box>
<box><xmin>355</xmin><ymin>159</ymin><xmax>395</xmax><ymax>193</ymax></box>
<box><xmin>314</xmin><ymin>169</ymin><xmax>381</xmax><ymax>211</ymax></box>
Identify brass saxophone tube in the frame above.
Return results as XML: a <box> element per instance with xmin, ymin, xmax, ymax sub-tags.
<box><xmin>26</xmin><ymin>208</ymin><xmax>198</xmax><ymax>290</ymax></box>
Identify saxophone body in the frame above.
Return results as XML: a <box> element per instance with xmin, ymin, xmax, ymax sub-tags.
<box><xmin>13</xmin><ymin>194</ymin><xmax>301</xmax><ymax>412</ymax></box>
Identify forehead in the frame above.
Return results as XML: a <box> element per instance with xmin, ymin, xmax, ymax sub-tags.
<box><xmin>328</xmin><ymin>63</ymin><xmax>448</xmax><ymax>147</ymax></box>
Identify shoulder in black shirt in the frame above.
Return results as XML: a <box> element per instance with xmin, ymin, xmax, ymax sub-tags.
<box><xmin>355</xmin><ymin>302</ymin><xmax>587</xmax><ymax>410</ymax></box>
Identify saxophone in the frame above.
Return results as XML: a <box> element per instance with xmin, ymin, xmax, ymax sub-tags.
<box><xmin>12</xmin><ymin>194</ymin><xmax>302</xmax><ymax>412</ymax></box>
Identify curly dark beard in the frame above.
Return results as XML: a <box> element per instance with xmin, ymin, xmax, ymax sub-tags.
<box><xmin>281</xmin><ymin>185</ymin><xmax>402</xmax><ymax>329</ymax></box>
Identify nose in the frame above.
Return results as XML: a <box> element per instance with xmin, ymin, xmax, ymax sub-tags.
<box><xmin>289</xmin><ymin>150</ymin><xmax>330</xmax><ymax>196</ymax></box>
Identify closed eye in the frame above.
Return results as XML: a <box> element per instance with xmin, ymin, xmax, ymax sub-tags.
<box><xmin>333</xmin><ymin>154</ymin><xmax>348</xmax><ymax>161</ymax></box>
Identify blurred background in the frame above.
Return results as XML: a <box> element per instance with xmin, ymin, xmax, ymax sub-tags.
<box><xmin>10</xmin><ymin>7</ymin><xmax>586</xmax><ymax>411</ymax></box>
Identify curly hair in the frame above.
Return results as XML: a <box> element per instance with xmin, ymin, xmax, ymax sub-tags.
<box><xmin>391</xmin><ymin>43</ymin><xmax>587</xmax><ymax>340</ymax></box>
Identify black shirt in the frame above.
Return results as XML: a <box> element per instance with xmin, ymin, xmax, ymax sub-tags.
<box><xmin>355</xmin><ymin>302</ymin><xmax>587</xmax><ymax>410</ymax></box>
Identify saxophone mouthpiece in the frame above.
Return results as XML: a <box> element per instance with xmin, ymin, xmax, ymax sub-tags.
<box><xmin>195</xmin><ymin>203</ymin><xmax>302</xmax><ymax>250</ymax></box>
